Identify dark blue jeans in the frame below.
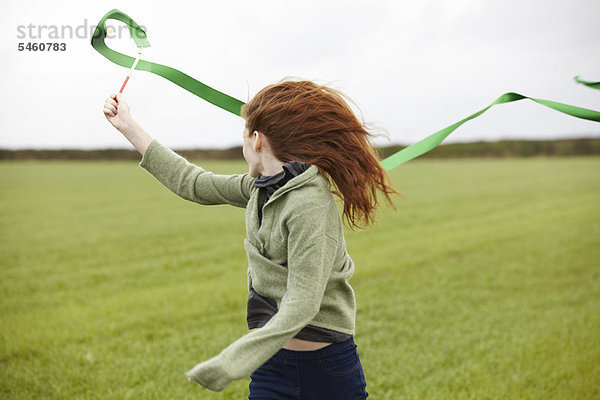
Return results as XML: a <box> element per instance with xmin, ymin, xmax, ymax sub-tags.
<box><xmin>248</xmin><ymin>336</ymin><xmax>368</xmax><ymax>399</ymax></box>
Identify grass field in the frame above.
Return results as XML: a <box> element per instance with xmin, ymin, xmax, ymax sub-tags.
<box><xmin>1</xmin><ymin>156</ymin><xmax>598</xmax><ymax>399</ymax></box>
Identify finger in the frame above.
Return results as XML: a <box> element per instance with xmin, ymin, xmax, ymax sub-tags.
<box><xmin>103</xmin><ymin>107</ymin><xmax>115</xmax><ymax>117</ymax></box>
<box><xmin>104</xmin><ymin>103</ymin><xmax>117</xmax><ymax>114</ymax></box>
<box><xmin>104</xmin><ymin>99</ymin><xmax>116</xmax><ymax>110</ymax></box>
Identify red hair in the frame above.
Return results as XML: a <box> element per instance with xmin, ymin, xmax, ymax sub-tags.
<box><xmin>242</xmin><ymin>79</ymin><xmax>402</xmax><ymax>231</ymax></box>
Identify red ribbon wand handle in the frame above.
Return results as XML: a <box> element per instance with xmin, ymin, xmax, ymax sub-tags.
<box><xmin>119</xmin><ymin>47</ymin><xmax>143</xmax><ymax>94</ymax></box>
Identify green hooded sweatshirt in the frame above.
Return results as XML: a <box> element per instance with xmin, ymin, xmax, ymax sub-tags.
<box><xmin>139</xmin><ymin>139</ymin><xmax>356</xmax><ymax>391</ymax></box>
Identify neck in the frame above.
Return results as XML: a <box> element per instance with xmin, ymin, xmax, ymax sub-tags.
<box><xmin>260</xmin><ymin>155</ymin><xmax>285</xmax><ymax>176</ymax></box>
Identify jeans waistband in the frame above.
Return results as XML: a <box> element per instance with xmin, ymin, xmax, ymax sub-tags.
<box><xmin>275</xmin><ymin>336</ymin><xmax>356</xmax><ymax>360</ymax></box>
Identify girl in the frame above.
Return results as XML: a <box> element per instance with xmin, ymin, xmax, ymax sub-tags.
<box><xmin>102</xmin><ymin>79</ymin><xmax>401</xmax><ymax>398</ymax></box>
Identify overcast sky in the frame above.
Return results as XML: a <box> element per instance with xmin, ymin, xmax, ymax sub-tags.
<box><xmin>1</xmin><ymin>0</ymin><xmax>599</xmax><ymax>150</ymax></box>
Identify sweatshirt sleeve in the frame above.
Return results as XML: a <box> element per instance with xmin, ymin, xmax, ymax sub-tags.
<box><xmin>185</xmin><ymin>205</ymin><xmax>338</xmax><ymax>391</ymax></box>
<box><xmin>139</xmin><ymin>139</ymin><xmax>254</xmax><ymax>208</ymax></box>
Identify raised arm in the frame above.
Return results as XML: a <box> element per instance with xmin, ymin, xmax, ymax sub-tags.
<box><xmin>103</xmin><ymin>93</ymin><xmax>254</xmax><ymax>207</ymax></box>
<box><xmin>139</xmin><ymin>140</ymin><xmax>254</xmax><ymax>207</ymax></box>
<box><xmin>185</xmin><ymin>204</ymin><xmax>338</xmax><ymax>391</ymax></box>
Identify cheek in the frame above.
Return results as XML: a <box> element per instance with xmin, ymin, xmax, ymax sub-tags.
<box><xmin>242</xmin><ymin>143</ymin><xmax>252</xmax><ymax>163</ymax></box>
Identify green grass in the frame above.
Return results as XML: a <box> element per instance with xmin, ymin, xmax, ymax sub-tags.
<box><xmin>1</xmin><ymin>157</ymin><xmax>598</xmax><ymax>399</ymax></box>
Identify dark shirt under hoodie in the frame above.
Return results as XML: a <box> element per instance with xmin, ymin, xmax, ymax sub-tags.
<box><xmin>249</xmin><ymin>160</ymin><xmax>352</xmax><ymax>343</ymax></box>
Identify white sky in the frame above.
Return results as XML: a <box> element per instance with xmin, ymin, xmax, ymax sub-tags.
<box><xmin>0</xmin><ymin>0</ymin><xmax>599</xmax><ymax>150</ymax></box>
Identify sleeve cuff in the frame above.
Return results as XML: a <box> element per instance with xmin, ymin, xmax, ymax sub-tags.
<box><xmin>139</xmin><ymin>139</ymin><xmax>160</xmax><ymax>169</ymax></box>
<box><xmin>186</xmin><ymin>356</ymin><xmax>231</xmax><ymax>392</ymax></box>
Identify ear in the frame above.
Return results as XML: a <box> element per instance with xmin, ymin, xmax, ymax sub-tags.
<box><xmin>253</xmin><ymin>130</ymin><xmax>262</xmax><ymax>152</ymax></box>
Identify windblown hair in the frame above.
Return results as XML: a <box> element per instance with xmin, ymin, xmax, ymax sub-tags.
<box><xmin>242</xmin><ymin>78</ymin><xmax>402</xmax><ymax>231</ymax></box>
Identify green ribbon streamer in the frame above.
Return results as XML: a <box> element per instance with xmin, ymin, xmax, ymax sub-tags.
<box><xmin>574</xmin><ymin>76</ymin><xmax>600</xmax><ymax>90</ymax></box>
<box><xmin>91</xmin><ymin>9</ymin><xmax>245</xmax><ymax>116</ymax></box>
<box><xmin>91</xmin><ymin>9</ymin><xmax>600</xmax><ymax>171</ymax></box>
<box><xmin>379</xmin><ymin>92</ymin><xmax>600</xmax><ymax>170</ymax></box>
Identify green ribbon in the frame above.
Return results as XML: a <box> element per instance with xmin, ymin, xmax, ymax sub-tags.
<box><xmin>91</xmin><ymin>9</ymin><xmax>244</xmax><ymax>116</ymax></box>
<box><xmin>92</xmin><ymin>9</ymin><xmax>600</xmax><ymax>171</ymax></box>
<box><xmin>379</xmin><ymin>92</ymin><xmax>600</xmax><ymax>170</ymax></box>
<box><xmin>574</xmin><ymin>76</ymin><xmax>600</xmax><ymax>90</ymax></box>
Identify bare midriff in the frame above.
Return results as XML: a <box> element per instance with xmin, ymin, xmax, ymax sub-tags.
<box><xmin>283</xmin><ymin>338</ymin><xmax>333</xmax><ymax>351</ymax></box>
